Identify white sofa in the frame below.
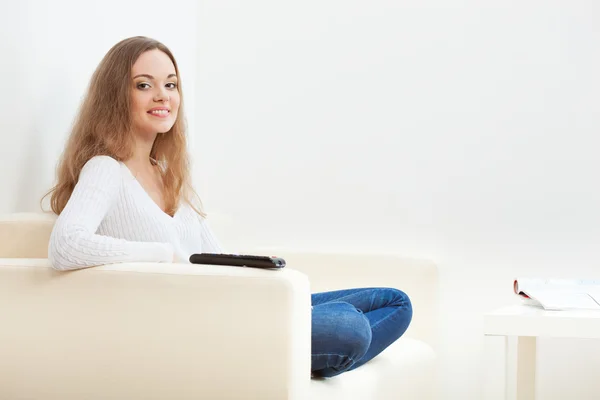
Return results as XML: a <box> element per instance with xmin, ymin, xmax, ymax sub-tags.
<box><xmin>0</xmin><ymin>213</ymin><xmax>439</xmax><ymax>399</ymax></box>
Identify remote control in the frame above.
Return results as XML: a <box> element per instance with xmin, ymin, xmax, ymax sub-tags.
<box><xmin>189</xmin><ymin>253</ymin><xmax>286</xmax><ymax>269</ymax></box>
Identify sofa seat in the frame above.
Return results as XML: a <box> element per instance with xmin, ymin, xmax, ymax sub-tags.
<box><xmin>310</xmin><ymin>337</ymin><xmax>436</xmax><ymax>399</ymax></box>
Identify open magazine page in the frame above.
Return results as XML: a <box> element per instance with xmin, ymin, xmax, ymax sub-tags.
<box><xmin>514</xmin><ymin>278</ymin><xmax>600</xmax><ymax>310</ymax></box>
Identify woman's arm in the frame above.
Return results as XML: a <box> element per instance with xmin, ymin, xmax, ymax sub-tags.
<box><xmin>48</xmin><ymin>156</ymin><xmax>174</xmax><ymax>271</ymax></box>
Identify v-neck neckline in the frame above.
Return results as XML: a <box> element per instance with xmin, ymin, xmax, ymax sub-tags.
<box><xmin>119</xmin><ymin>162</ymin><xmax>178</xmax><ymax>220</ymax></box>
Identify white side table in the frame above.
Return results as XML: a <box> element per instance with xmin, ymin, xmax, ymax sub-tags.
<box><xmin>483</xmin><ymin>304</ymin><xmax>600</xmax><ymax>400</ymax></box>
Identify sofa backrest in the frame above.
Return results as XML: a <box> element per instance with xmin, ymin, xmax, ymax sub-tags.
<box><xmin>0</xmin><ymin>212</ymin><xmax>56</xmax><ymax>258</ymax></box>
<box><xmin>252</xmin><ymin>248</ymin><xmax>440</xmax><ymax>348</ymax></box>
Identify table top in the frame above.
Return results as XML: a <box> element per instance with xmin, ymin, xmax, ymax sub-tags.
<box><xmin>484</xmin><ymin>304</ymin><xmax>600</xmax><ymax>339</ymax></box>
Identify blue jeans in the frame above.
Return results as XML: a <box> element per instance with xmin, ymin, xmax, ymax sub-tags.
<box><xmin>310</xmin><ymin>287</ymin><xmax>412</xmax><ymax>378</ymax></box>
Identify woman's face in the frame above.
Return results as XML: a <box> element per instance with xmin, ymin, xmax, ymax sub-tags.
<box><xmin>130</xmin><ymin>49</ymin><xmax>180</xmax><ymax>137</ymax></box>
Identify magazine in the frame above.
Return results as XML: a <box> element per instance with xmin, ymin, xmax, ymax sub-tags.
<box><xmin>513</xmin><ymin>278</ymin><xmax>600</xmax><ymax>311</ymax></box>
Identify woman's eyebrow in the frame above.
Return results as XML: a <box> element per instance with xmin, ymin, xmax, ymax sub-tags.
<box><xmin>132</xmin><ymin>73</ymin><xmax>177</xmax><ymax>79</ymax></box>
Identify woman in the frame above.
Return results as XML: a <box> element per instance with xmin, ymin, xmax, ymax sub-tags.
<box><xmin>44</xmin><ymin>36</ymin><xmax>412</xmax><ymax>378</ymax></box>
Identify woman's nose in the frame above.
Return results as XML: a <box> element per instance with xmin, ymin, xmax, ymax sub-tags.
<box><xmin>153</xmin><ymin>87</ymin><xmax>170</xmax><ymax>102</ymax></box>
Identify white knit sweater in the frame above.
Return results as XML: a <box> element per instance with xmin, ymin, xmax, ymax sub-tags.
<box><xmin>48</xmin><ymin>156</ymin><xmax>223</xmax><ymax>271</ymax></box>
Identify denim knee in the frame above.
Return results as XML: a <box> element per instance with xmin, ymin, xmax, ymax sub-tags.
<box><xmin>382</xmin><ymin>288</ymin><xmax>413</xmax><ymax>326</ymax></box>
<box><xmin>334</xmin><ymin>303</ymin><xmax>372</xmax><ymax>360</ymax></box>
<box><xmin>387</xmin><ymin>288</ymin><xmax>412</xmax><ymax>308</ymax></box>
<box><xmin>311</xmin><ymin>302</ymin><xmax>372</xmax><ymax>377</ymax></box>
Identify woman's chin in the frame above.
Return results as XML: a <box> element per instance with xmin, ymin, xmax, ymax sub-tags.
<box><xmin>152</xmin><ymin>122</ymin><xmax>175</xmax><ymax>134</ymax></box>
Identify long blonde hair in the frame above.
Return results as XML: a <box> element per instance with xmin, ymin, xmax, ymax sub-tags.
<box><xmin>43</xmin><ymin>36</ymin><xmax>204</xmax><ymax>217</ymax></box>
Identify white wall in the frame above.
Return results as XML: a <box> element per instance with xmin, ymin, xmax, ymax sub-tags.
<box><xmin>0</xmin><ymin>0</ymin><xmax>198</xmax><ymax>213</ymax></box>
<box><xmin>3</xmin><ymin>1</ymin><xmax>600</xmax><ymax>398</ymax></box>
<box><xmin>196</xmin><ymin>1</ymin><xmax>600</xmax><ymax>399</ymax></box>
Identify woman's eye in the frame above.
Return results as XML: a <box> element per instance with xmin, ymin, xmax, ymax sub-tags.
<box><xmin>137</xmin><ymin>82</ymin><xmax>151</xmax><ymax>90</ymax></box>
<box><xmin>166</xmin><ymin>82</ymin><xmax>178</xmax><ymax>89</ymax></box>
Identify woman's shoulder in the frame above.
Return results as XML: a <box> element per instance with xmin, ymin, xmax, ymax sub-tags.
<box><xmin>80</xmin><ymin>155</ymin><xmax>126</xmax><ymax>182</ymax></box>
<box><xmin>82</xmin><ymin>155</ymin><xmax>121</xmax><ymax>170</ymax></box>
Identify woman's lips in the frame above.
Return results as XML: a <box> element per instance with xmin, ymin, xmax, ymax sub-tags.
<box><xmin>148</xmin><ymin>109</ymin><xmax>170</xmax><ymax>118</ymax></box>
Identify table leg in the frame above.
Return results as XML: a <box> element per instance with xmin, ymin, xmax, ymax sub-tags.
<box><xmin>483</xmin><ymin>336</ymin><xmax>537</xmax><ymax>400</ymax></box>
<box><xmin>505</xmin><ymin>336</ymin><xmax>537</xmax><ymax>400</ymax></box>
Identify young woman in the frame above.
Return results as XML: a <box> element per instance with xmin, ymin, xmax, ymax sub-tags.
<box><xmin>44</xmin><ymin>36</ymin><xmax>413</xmax><ymax>378</ymax></box>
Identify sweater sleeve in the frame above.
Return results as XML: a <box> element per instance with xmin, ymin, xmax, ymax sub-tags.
<box><xmin>198</xmin><ymin>217</ymin><xmax>224</xmax><ymax>254</ymax></box>
<box><xmin>48</xmin><ymin>156</ymin><xmax>174</xmax><ymax>271</ymax></box>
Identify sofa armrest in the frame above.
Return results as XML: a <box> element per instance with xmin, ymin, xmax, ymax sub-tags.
<box><xmin>0</xmin><ymin>258</ymin><xmax>311</xmax><ymax>400</ymax></box>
